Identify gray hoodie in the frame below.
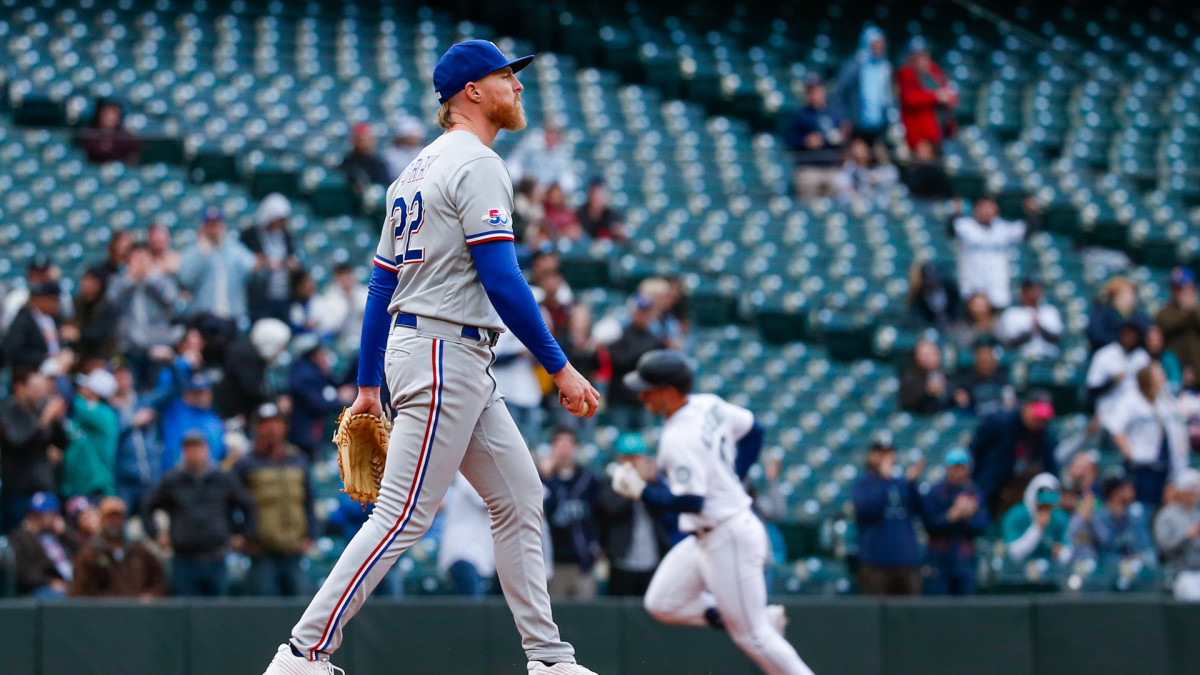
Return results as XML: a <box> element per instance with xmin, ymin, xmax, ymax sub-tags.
<box><xmin>1154</xmin><ymin>503</ymin><xmax>1200</xmax><ymax>571</ymax></box>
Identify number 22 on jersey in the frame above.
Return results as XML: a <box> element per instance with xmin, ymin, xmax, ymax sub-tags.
<box><xmin>392</xmin><ymin>191</ymin><xmax>426</xmax><ymax>265</ymax></box>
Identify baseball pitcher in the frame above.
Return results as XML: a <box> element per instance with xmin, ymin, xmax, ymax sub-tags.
<box><xmin>263</xmin><ymin>40</ymin><xmax>601</xmax><ymax>675</ymax></box>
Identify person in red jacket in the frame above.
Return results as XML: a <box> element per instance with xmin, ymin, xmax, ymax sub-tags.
<box><xmin>895</xmin><ymin>37</ymin><xmax>958</xmax><ymax>152</ymax></box>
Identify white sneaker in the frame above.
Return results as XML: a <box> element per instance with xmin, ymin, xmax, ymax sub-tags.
<box><xmin>767</xmin><ymin>604</ymin><xmax>789</xmax><ymax>635</ymax></box>
<box><xmin>263</xmin><ymin>644</ymin><xmax>345</xmax><ymax>675</ymax></box>
<box><xmin>527</xmin><ymin>661</ymin><xmax>599</xmax><ymax>674</ymax></box>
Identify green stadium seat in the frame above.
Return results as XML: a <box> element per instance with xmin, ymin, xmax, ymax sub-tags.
<box><xmin>12</xmin><ymin>96</ymin><xmax>67</xmax><ymax>127</ymax></box>
<box><xmin>188</xmin><ymin>149</ymin><xmax>239</xmax><ymax>183</ymax></box>
<box><xmin>309</xmin><ymin>175</ymin><xmax>356</xmax><ymax>217</ymax></box>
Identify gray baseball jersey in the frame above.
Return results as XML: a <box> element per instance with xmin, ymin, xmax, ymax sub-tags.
<box><xmin>373</xmin><ymin>129</ymin><xmax>516</xmax><ymax>332</ymax></box>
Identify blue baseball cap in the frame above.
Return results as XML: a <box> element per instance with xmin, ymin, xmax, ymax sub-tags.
<box><xmin>433</xmin><ymin>40</ymin><xmax>534</xmax><ymax>104</ymax></box>
<box><xmin>30</xmin><ymin>492</ymin><xmax>60</xmax><ymax>514</ymax></box>
<box><xmin>632</xmin><ymin>293</ymin><xmax>655</xmax><ymax>311</ymax></box>
<box><xmin>615</xmin><ymin>433</ymin><xmax>648</xmax><ymax>456</ymax></box>
<box><xmin>944</xmin><ymin>448</ymin><xmax>970</xmax><ymax>466</ymax></box>
<box><xmin>1036</xmin><ymin>487</ymin><xmax>1060</xmax><ymax>506</ymax></box>
<box><xmin>183</xmin><ymin>373</ymin><xmax>211</xmax><ymax>392</ymax></box>
<box><xmin>1171</xmin><ymin>266</ymin><xmax>1196</xmax><ymax>288</ymax></box>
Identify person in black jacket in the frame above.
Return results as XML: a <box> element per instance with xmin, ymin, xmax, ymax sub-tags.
<box><xmin>287</xmin><ymin>337</ymin><xmax>346</xmax><ymax>459</ymax></box>
<box><xmin>971</xmin><ymin>392</ymin><xmax>1058</xmax><ymax>518</ymax></box>
<box><xmin>242</xmin><ymin>193</ymin><xmax>298</xmax><ymax>323</ymax></box>
<box><xmin>852</xmin><ymin>431</ymin><xmax>925</xmax><ymax>595</ymax></box>
<box><xmin>213</xmin><ymin>318</ymin><xmax>290</xmax><ymax>423</ymax></box>
<box><xmin>540</xmin><ymin>428</ymin><xmax>602</xmax><ymax>599</ymax></box>
<box><xmin>74</xmin><ymin>98</ymin><xmax>142</xmax><ymax>165</ymax></box>
<box><xmin>949</xmin><ymin>339</ymin><xmax>1014</xmax><ymax>417</ymax></box>
<box><xmin>144</xmin><ymin>432</ymin><xmax>257</xmax><ymax>596</ymax></box>
<box><xmin>898</xmin><ymin>338</ymin><xmax>950</xmax><ymax>414</ymax></box>
<box><xmin>4</xmin><ymin>281</ymin><xmax>64</xmax><ymax>370</ymax></box>
<box><xmin>906</xmin><ymin>261</ymin><xmax>960</xmax><ymax>327</ymax></box>
<box><xmin>0</xmin><ymin>369</ymin><xmax>69</xmax><ymax>532</ymax></box>
<box><xmin>596</xmin><ymin>433</ymin><xmax>670</xmax><ymax>596</ymax></box>
<box><xmin>70</xmin><ymin>267</ymin><xmax>120</xmax><ymax>363</ymax></box>
<box><xmin>341</xmin><ymin>122</ymin><xmax>393</xmax><ymax>196</ymax></box>
<box><xmin>575</xmin><ymin>178</ymin><xmax>626</xmax><ymax>241</ymax></box>
<box><xmin>921</xmin><ymin>449</ymin><xmax>989</xmax><ymax>595</ymax></box>
<box><xmin>903</xmin><ymin>140</ymin><xmax>953</xmax><ymax>199</ymax></box>
<box><xmin>606</xmin><ymin>295</ymin><xmax>667</xmax><ymax>431</ymax></box>
<box><xmin>8</xmin><ymin>492</ymin><xmax>74</xmax><ymax>597</ymax></box>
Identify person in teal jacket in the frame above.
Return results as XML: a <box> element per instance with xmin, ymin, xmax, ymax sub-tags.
<box><xmin>62</xmin><ymin>370</ymin><xmax>121</xmax><ymax>499</ymax></box>
<box><xmin>1002</xmin><ymin>472</ymin><xmax>1072</xmax><ymax>563</ymax></box>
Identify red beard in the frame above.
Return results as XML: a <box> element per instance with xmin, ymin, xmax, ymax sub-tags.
<box><xmin>487</xmin><ymin>95</ymin><xmax>527</xmax><ymax>131</ymax></box>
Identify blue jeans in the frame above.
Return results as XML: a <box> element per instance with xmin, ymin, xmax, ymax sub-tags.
<box><xmin>173</xmin><ymin>553</ymin><xmax>229</xmax><ymax>596</ymax></box>
<box><xmin>1127</xmin><ymin>463</ymin><xmax>1168</xmax><ymax>508</ymax></box>
<box><xmin>31</xmin><ymin>584</ymin><xmax>68</xmax><ymax>600</ymax></box>
<box><xmin>116</xmin><ymin>482</ymin><xmax>152</xmax><ymax>517</ymax></box>
<box><xmin>249</xmin><ymin>554</ymin><xmax>304</xmax><ymax>596</ymax></box>
<box><xmin>924</xmin><ymin>550</ymin><xmax>977</xmax><ymax>596</ymax></box>
<box><xmin>448</xmin><ymin>560</ymin><xmax>489</xmax><ymax>596</ymax></box>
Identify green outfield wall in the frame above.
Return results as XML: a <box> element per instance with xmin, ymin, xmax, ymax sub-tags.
<box><xmin>0</xmin><ymin>595</ymin><xmax>1189</xmax><ymax>675</ymax></box>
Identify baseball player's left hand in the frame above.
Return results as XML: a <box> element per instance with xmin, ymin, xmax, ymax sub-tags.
<box><xmin>553</xmin><ymin>362</ymin><xmax>600</xmax><ymax>418</ymax></box>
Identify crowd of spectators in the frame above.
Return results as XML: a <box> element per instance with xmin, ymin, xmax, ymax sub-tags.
<box><xmin>880</xmin><ymin>173</ymin><xmax>1200</xmax><ymax>597</ymax></box>
<box><xmin>878</xmin><ymin>182</ymin><xmax>1200</xmax><ymax>597</ymax></box>
<box><xmin>785</xmin><ymin>25</ymin><xmax>954</xmax><ymax>204</ymax></box>
<box><xmin>878</xmin><ymin>275</ymin><xmax>1200</xmax><ymax>598</ymax></box>
<box><xmin>0</xmin><ymin>101</ymin><xmax>693</xmax><ymax>601</ymax></box>
<box><xmin>0</xmin><ymin>187</ymin><xmax>371</xmax><ymax>598</ymax></box>
<box><xmin>806</xmin><ymin>15</ymin><xmax>1200</xmax><ymax>593</ymax></box>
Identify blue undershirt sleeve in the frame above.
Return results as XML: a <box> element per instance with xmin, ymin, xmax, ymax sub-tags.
<box><xmin>641</xmin><ymin>482</ymin><xmax>705</xmax><ymax>513</ymax></box>
<box><xmin>469</xmin><ymin>239</ymin><xmax>569</xmax><ymax>374</ymax></box>
<box><xmin>356</xmin><ymin>263</ymin><xmax>399</xmax><ymax>387</ymax></box>
<box><xmin>734</xmin><ymin>421</ymin><xmax>765</xmax><ymax>480</ymax></box>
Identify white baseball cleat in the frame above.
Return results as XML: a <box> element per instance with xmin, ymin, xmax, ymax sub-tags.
<box><xmin>767</xmin><ymin>604</ymin><xmax>789</xmax><ymax>635</ymax></box>
<box><xmin>263</xmin><ymin>644</ymin><xmax>345</xmax><ymax>675</ymax></box>
<box><xmin>527</xmin><ymin>661</ymin><xmax>600</xmax><ymax>674</ymax></box>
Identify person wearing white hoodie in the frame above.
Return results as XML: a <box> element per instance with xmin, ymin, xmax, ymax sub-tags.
<box><xmin>1001</xmin><ymin>473</ymin><xmax>1072</xmax><ymax>564</ymax></box>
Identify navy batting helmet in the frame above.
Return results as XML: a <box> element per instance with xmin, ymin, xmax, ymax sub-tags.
<box><xmin>623</xmin><ymin>350</ymin><xmax>694</xmax><ymax>394</ymax></box>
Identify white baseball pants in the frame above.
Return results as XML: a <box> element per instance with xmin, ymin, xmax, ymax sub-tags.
<box><xmin>644</xmin><ymin>511</ymin><xmax>814</xmax><ymax>675</ymax></box>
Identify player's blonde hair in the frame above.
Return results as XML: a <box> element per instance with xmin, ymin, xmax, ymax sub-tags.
<box><xmin>437</xmin><ymin>101</ymin><xmax>453</xmax><ymax>130</ymax></box>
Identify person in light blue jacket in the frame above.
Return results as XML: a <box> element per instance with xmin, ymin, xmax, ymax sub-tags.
<box><xmin>836</xmin><ymin>24</ymin><xmax>895</xmax><ymax>146</ymax></box>
<box><xmin>178</xmin><ymin>207</ymin><xmax>256</xmax><ymax>321</ymax></box>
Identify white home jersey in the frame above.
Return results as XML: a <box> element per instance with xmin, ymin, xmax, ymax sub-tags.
<box><xmin>1087</xmin><ymin>343</ymin><xmax>1151</xmax><ymax>428</ymax></box>
<box><xmin>373</xmin><ymin>129</ymin><xmax>517</xmax><ymax>332</ymax></box>
<box><xmin>953</xmin><ymin>215</ymin><xmax>1025</xmax><ymax>308</ymax></box>
<box><xmin>1102</xmin><ymin>388</ymin><xmax>1189</xmax><ymax>472</ymax></box>
<box><xmin>655</xmin><ymin>393</ymin><xmax>755</xmax><ymax>532</ymax></box>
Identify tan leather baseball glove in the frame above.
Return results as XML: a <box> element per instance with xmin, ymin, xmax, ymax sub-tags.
<box><xmin>333</xmin><ymin>408</ymin><xmax>392</xmax><ymax>507</ymax></box>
